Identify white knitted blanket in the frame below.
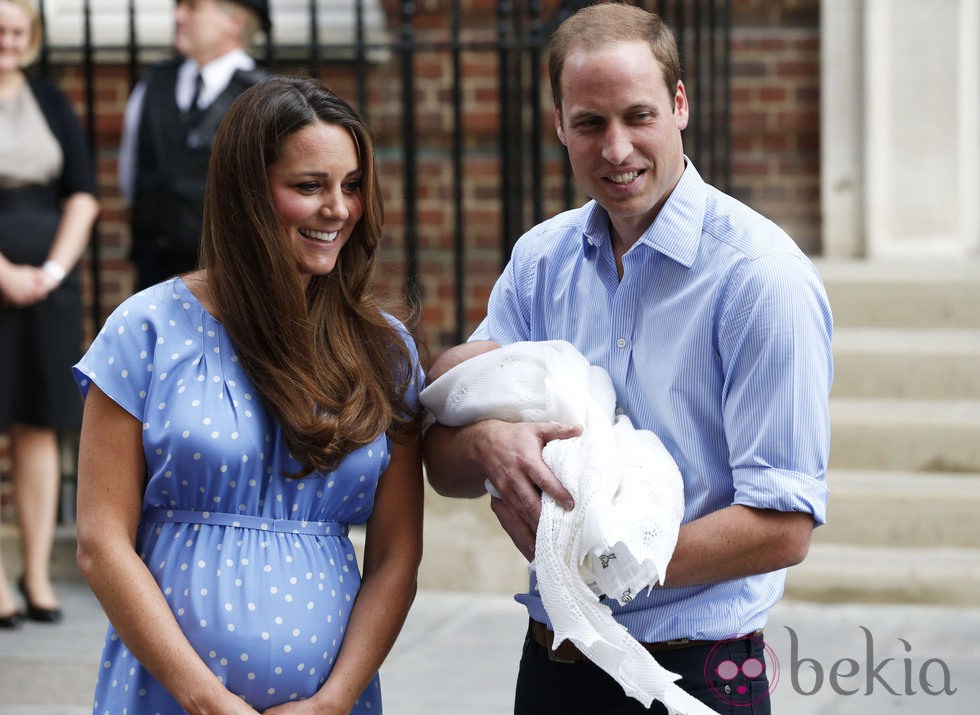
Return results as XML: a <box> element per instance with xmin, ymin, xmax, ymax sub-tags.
<box><xmin>421</xmin><ymin>340</ymin><xmax>715</xmax><ymax>713</ymax></box>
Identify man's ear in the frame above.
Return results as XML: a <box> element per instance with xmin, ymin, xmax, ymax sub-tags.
<box><xmin>673</xmin><ymin>80</ymin><xmax>689</xmax><ymax>131</ymax></box>
<box><xmin>222</xmin><ymin>4</ymin><xmax>248</xmax><ymax>41</ymax></box>
<box><xmin>554</xmin><ymin>104</ymin><xmax>567</xmax><ymax>146</ymax></box>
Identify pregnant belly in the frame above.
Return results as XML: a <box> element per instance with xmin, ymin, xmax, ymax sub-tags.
<box><xmin>141</xmin><ymin>521</ymin><xmax>362</xmax><ymax>707</ymax></box>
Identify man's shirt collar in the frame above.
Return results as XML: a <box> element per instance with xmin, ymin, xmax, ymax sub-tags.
<box><xmin>180</xmin><ymin>49</ymin><xmax>255</xmax><ymax>110</ymax></box>
<box><xmin>581</xmin><ymin>158</ymin><xmax>707</xmax><ymax>268</ymax></box>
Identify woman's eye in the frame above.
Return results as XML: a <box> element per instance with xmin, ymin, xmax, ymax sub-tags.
<box><xmin>296</xmin><ymin>182</ymin><xmax>319</xmax><ymax>192</ymax></box>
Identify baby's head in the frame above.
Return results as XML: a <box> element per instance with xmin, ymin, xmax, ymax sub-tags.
<box><xmin>427</xmin><ymin>340</ymin><xmax>500</xmax><ymax>384</ymax></box>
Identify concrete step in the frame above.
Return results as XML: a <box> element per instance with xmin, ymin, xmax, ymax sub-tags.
<box><xmin>785</xmin><ymin>541</ymin><xmax>980</xmax><ymax>606</ymax></box>
<box><xmin>18</xmin><ymin>468</ymin><xmax>979</xmax><ymax>606</ymax></box>
<box><xmin>6</xmin><ymin>491</ymin><xmax>530</xmax><ymax>594</ymax></box>
<box><xmin>830</xmin><ymin>398</ymin><xmax>980</xmax><ymax>473</ymax></box>
<box><xmin>822</xmin><ymin>470</ymin><xmax>980</xmax><ymax>548</ymax></box>
<box><xmin>16</xmin><ymin>490</ymin><xmax>980</xmax><ymax>607</ymax></box>
<box><xmin>419</xmin><ymin>492</ymin><xmax>980</xmax><ymax>607</ymax></box>
<box><xmin>415</xmin><ymin>489</ymin><xmax>528</xmax><ymax>594</ymax></box>
<box><xmin>815</xmin><ymin>258</ymin><xmax>980</xmax><ymax>329</ymax></box>
<box><xmin>0</xmin><ymin>523</ymin><xmax>81</xmax><ymax>582</ymax></box>
<box><xmin>832</xmin><ymin>328</ymin><xmax>980</xmax><ymax>400</ymax></box>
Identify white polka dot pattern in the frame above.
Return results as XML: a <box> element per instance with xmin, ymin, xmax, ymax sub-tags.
<box><xmin>72</xmin><ymin>278</ymin><xmax>418</xmax><ymax>712</ymax></box>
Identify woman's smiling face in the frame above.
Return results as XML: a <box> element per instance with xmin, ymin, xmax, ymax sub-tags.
<box><xmin>267</xmin><ymin>120</ymin><xmax>364</xmax><ymax>284</ymax></box>
<box><xmin>0</xmin><ymin>1</ymin><xmax>33</xmax><ymax>73</ymax></box>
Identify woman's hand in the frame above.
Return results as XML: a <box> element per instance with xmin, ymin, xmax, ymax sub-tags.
<box><xmin>188</xmin><ymin>689</ymin><xmax>262</xmax><ymax>715</ymax></box>
<box><xmin>263</xmin><ymin>699</ymin><xmax>347</xmax><ymax>714</ymax></box>
<box><xmin>0</xmin><ymin>263</ymin><xmax>49</xmax><ymax>306</ymax></box>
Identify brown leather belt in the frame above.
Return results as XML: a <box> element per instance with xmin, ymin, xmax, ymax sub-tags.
<box><xmin>529</xmin><ymin>619</ymin><xmax>763</xmax><ymax>664</ymax></box>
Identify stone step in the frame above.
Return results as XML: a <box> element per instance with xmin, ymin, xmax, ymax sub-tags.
<box><xmin>815</xmin><ymin>258</ymin><xmax>980</xmax><ymax>329</ymax></box>
<box><xmin>414</xmin><ymin>488</ymin><xmax>528</xmax><ymax>594</ymax></box>
<box><xmin>16</xmin><ymin>488</ymin><xmax>979</xmax><ymax>606</ymax></box>
<box><xmin>821</xmin><ymin>470</ymin><xmax>980</xmax><ymax>548</ymax></box>
<box><xmin>832</xmin><ymin>328</ymin><xmax>980</xmax><ymax>400</ymax></box>
<box><xmin>6</xmin><ymin>491</ymin><xmax>531</xmax><ymax>594</ymax></box>
<box><xmin>784</xmin><ymin>542</ymin><xmax>980</xmax><ymax>607</ymax></box>
<box><xmin>0</xmin><ymin>523</ymin><xmax>81</xmax><ymax>582</ymax></box>
<box><xmin>830</xmin><ymin>398</ymin><xmax>980</xmax><ymax>473</ymax></box>
<box><xmin>418</xmin><ymin>494</ymin><xmax>980</xmax><ymax>607</ymax></box>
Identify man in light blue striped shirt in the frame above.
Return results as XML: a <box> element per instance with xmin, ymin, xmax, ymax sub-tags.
<box><xmin>424</xmin><ymin>4</ymin><xmax>832</xmax><ymax>713</ymax></box>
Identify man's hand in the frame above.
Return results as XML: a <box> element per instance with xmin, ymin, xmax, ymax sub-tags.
<box><xmin>424</xmin><ymin>418</ymin><xmax>582</xmax><ymax>560</ymax></box>
<box><xmin>475</xmin><ymin>420</ymin><xmax>581</xmax><ymax>560</ymax></box>
<box><xmin>490</xmin><ymin>495</ymin><xmax>537</xmax><ymax>560</ymax></box>
<box><xmin>479</xmin><ymin>420</ymin><xmax>579</xmax><ymax>519</ymax></box>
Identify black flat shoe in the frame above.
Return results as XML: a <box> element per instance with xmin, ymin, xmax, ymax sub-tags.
<box><xmin>17</xmin><ymin>577</ymin><xmax>62</xmax><ymax>624</ymax></box>
<box><xmin>0</xmin><ymin>609</ymin><xmax>24</xmax><ymax>629</ymax></box>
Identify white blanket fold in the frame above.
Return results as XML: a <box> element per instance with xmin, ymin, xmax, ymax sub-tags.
<box><xmin>421</xmin><ymin>341</ymin><xmax>715</xmax><ymax>713</ymax></box>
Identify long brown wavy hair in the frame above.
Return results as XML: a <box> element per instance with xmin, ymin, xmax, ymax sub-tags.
<box><xmin>200</xmin><ymin>75</ymin><xmax>419</xmax><ymax>476</ymax></box>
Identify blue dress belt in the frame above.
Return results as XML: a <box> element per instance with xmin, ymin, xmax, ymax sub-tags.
<box><xmin>142</xmin><ymin>508</ymin><xmax>350</xmax><ymax>536</ymax></box>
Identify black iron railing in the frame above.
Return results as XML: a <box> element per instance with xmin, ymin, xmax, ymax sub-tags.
<box><xmin>33</xmin><ymin>0</ymin><xmax>731</xmax><ymax>346</ymax></box>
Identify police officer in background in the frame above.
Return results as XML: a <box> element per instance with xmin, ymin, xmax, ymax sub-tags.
<box><xmin>119</xmin><ymin>0</ymin><xmax>271</xmax><ymax>291</ymax></box>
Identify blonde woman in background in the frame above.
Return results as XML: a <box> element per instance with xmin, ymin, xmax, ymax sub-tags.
<box><xmin>0</xmin><ymin>0</ymin><xmax>99</xmax><ymax>629</ymax></box>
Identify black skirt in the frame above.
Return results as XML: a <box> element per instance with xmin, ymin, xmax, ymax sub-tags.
<box><xmin>0</xmin><ymin>184</ymin><xmax>84</xmax><ymax>431</ymax></box>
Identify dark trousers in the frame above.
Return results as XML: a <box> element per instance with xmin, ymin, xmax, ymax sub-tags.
<box><xmin>515</xmin><ymin>624</ymin><xmax>771</xmax><ymax>714</ymax></box>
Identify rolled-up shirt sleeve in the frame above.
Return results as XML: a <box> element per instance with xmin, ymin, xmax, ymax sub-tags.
<box><xmin>718</xmin><ymin>251</ymin><xmax>833</xmax><ymax>525</ymax></box>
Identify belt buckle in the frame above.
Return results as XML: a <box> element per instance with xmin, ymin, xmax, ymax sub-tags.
<box><xmin>538</xmin><ymin>624</ymin><xmax>582</xmax><ymax>664</ymax></box>
<box><xmin>664</xmin><ymin>637</ymin><xmax>691</xmax><ymax>647</ymax></box>
<box><xmin>546</xmin><ymin>647</ymin><xmax>580</xmax><ymax>664</ymax></box>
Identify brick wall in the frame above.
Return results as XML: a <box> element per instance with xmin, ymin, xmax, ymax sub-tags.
<box><xmin>1</xmin><ymin>0</ymin><xmax>820</xmax><ymax>516</ymax></box>
<box><xmin>49</xmin><ymin>0</ymin><xmax>823</xmax><ymax>351</ymax></box>
<box><xmin>730</xmin><ymin>0</ymin><xmax>821</xmax><ymax>254</ymax></box>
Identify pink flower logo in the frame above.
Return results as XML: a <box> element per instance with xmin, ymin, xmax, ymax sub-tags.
<box><xmin>703</xmin><ymin>632</ymin><xmax>780</xmax><ymax>707</ymax></box>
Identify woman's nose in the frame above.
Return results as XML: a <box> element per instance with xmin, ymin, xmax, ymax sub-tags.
<box><xmin>320</xmin><ymin>193</ymin><xmax>349</xmax><ymax>220</ymax></box>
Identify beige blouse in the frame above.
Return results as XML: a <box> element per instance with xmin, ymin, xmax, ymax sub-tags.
<box><xmin>0</xmin><ymin>82</ymin><xmax>63</xmax><ymax>189</ymax></box>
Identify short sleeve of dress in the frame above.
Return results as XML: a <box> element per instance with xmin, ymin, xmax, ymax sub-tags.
<box><xmin>386</xmin><ymin>313</ymin><xmax>425</xmax><ymax>416</ymax></box>
<box><xmin>72</xmin><ymin>288</ymin><xmax>162</xmax><ymax>421</ymax></box>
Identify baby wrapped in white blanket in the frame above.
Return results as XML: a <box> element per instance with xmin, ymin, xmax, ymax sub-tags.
<box><xmin>421</xmin><ymin>340</ymin><xmax>714</xmax><ymax>714</ymax></box>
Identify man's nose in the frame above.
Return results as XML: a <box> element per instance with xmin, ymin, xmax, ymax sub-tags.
<box><xmin>601</xmin><ymin>123</ymin><xmax>632</xmax><ymax>165</ymax></box>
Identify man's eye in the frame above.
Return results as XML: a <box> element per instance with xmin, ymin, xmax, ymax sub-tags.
<box><xmin>632</xmin><ymin>110</ymin><xmax>660</xmax><ymax>124</ymax></box>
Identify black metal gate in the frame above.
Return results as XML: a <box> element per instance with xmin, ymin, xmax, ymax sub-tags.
<box><xmin>34</xmin><ymin>0</ymin><xmax>731</xmax><ymax>346</ymax></box>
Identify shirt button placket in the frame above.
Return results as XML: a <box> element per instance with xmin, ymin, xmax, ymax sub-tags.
<box><xmin>609</xmin><ymin>265</ymin><xmax>637</xmax><ymax>399</ymax></box>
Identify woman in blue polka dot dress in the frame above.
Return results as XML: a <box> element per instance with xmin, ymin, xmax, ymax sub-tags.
<box><xmin>72</xmin><ymin>76</ymin><xmax>424</xmax><ymax>714</ymax></box>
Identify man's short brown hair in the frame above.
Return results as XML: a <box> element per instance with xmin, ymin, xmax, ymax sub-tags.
<box><xmin>548</xmin><ymin>3</ymin><xmax>681</xmax><ymax>112</ymax></box>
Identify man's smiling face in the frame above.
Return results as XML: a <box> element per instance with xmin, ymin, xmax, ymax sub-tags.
<box><xmin>555</xmin><ymin>39</ymin><xmax>689</xmax><ymax>248</ymax></box>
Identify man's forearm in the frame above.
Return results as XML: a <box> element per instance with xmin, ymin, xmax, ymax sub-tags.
<box><xmin>663</xmin><ymin>505</ymin><xmax>814</xmax><ymax>588</ymax></box>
